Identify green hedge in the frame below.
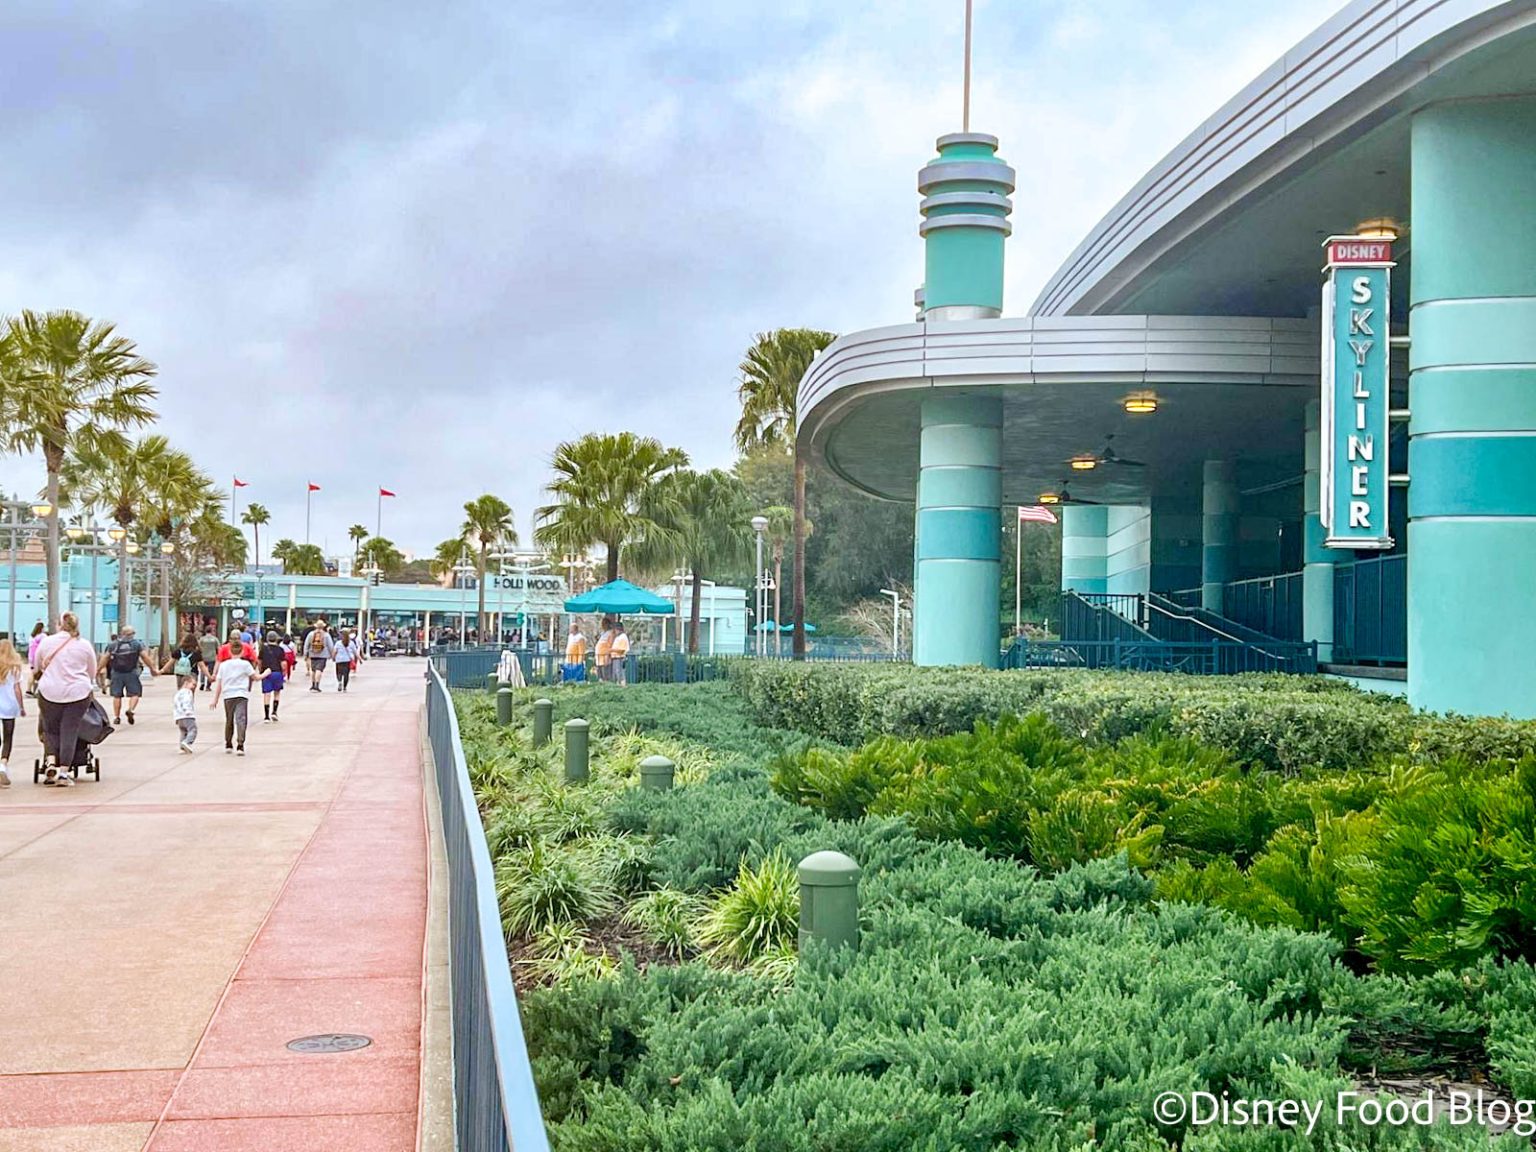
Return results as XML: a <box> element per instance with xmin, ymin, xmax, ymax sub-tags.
<box><xmin>733</xmin><ymin>663</ymin><xmax>1536</xmax><ymax>772</ymax></box>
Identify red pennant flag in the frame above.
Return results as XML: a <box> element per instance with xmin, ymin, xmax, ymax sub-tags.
<box><xmin>379</xmin><ymin>487</ymin><xmax>396</xmax><ymax>498</ymax></box>
<box><xmin>307</xmin><ymin>483</ymin><xmax>321</xmax><ymax>492</ymax></box>
<box><xmin>233</xmin><ymin>477</ymin><xmax>249</xmax><ymax>488</ymax></box>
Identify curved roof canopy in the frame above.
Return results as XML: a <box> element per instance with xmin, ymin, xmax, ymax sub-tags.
<box><xmin>1030</xmin><ymin>0</ymin><xmax>1536</xmax><ymax>320</ymax></box>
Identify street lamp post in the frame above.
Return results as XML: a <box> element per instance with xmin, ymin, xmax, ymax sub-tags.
<box><xmin>751</xmin><ymin>515</ymin><xmax>768</xmax><ymax>656</ymax></box>
<box><xmin>158</xmin><ymin>539</ymin><xmax>175</xmax><ymax>659</ymax></box>
<box><xmin>453</xmin><ymin>548</ymin><xmax>475</xmax><ymax>644</ymax></box>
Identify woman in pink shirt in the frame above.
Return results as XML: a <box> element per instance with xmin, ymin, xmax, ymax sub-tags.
<box><xmin>34</xmin><ymin>613</ymin><xmax>99</xmax><ymax>786</ymax></box>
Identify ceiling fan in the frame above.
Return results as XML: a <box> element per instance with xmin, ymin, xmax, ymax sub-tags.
<box><xmin>1037</xmin><ymin>480</ymin><xmax>1103</xmax><ymax>507</ymax></box>
<box><xmin>1069</xmin><ymin>434</ymin><xmax>1147</xmax><ymax>471</ymax></box>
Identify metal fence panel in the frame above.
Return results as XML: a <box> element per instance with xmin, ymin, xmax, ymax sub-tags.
<box><xmin>1332</xmin><ymin>554</ymin><xmax>1406</xmax><ymax>666</ymax></box>
<box><xmin>424</xmin><ymin>667</ymin><xmax>551</xmax><ymax>1152</ymax></box>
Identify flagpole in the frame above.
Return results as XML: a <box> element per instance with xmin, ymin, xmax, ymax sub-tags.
<box><xmin>306</xmin><ymin>486</ymin><xmax>312</xmax><ymax>546</ymax></box>
<box><xmin>1014</xmin><ymin>509</ymin><xmax>1022</xmax><ymax>635</ymax></box>
<box><xmin>230</xmin><ymin>476</ymin><xmax>237</xmax><ymax>527</ymax></box>
<box><xmin>376</xmin><ymin>490</ymin><xmax>382</xmax><ymax>540</ymax></box>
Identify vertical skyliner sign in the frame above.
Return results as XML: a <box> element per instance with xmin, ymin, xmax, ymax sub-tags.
<box><xmin>1319</xmin><ymin>236</ymin><xmax>1394</xmax><ymax>550</ymax></box>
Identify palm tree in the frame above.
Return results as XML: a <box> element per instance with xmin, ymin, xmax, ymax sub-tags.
<box><xmin>534</xmin><ymin>432</ymin><xmax>689</xmax><ymax>583</ymax></box>
<box><xmin>359</xmin><ymin>535</ymin><xmax>404</xmax><ymax>575</ymax></box>
<box><xmin>190</xmin><ymin>503</ymin><xmax>248</xmax><ymax>571</ymax></box>
<box><xmin>430</xmin><ymin>537</ymin><xmax>469</xmax><ymax>584</ymax></box>
<box><xmin>242</xmin><ymin>503</ymin><xmax>271</xmax><ymax>571</ymax></box>
<box><xmin>734</xmin><ymin>328</ymin><xmax>835</xmax><ymax>660</ymax></box>
<box><xmin>761</xmin><ymin>504</ymin><xmax>811</xmax><ymax>656</ymax></box>
<box><xmin>461</xmin><ymin>495</ymin><xmax>517</xmax><ymax>635</ymax></box>
<box><xmin>636</xmin><ymin>469</ymin><xmax>750</xmax><ymax>653</ymax></box>
<box><xmin>271</xmin><ymin>538</ymin><xmax>298</xmax><ymax>574</ymax></box>
<box><xmin>348</xmin><ymin>523</ymin><xmax>369</xmax><ymax>566</ymax></box>
<box><xmin>62</xmin><ymin>434</ymin><xmax>175</xmax><ymax>641</ymax></box>
<box><xmin>286</xmin><ymin>543</ymin><xmax>326</xmax><ymax>576</ymax></box>
<box><xmin>0</xmin><ymin>310</ymin><xmax>158</xmax><ymax>626</ymax></box>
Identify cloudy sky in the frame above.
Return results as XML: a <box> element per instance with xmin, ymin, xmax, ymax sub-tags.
<box><xmin>0</xmin><ymin>0</ymin><xmax>1342</xmax><ymax>561</ymax></box>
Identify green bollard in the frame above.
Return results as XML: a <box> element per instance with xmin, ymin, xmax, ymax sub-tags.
<box><xmin>798</xmin><ymin>851</ymin><xmax>860</xmax><ymax>954</ymax></box>
<box><xmin>532</xmin><ymin>699</ymin><xmax>553</xmax><ymax>747</ymax></box>
<box><xmin>639</xmin><ymin>754</ymin><xmax>675</xmax><ymax>790</ymax></box>
<box><xmin>485</xmin><ymin>671</ymin><xmax>499</xmax><ymax>695</ymax></box>
<box><xmin>564</xmin><ymin>719</ymin><xmax>590</xmax><ymax>784</ymax></box>
<box><xmin>496</xmin><ymin>686</ymin><xmax>514</xmax><ymax>727</ymax></box>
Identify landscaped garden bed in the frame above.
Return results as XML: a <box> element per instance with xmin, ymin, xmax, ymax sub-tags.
<box><xmin>455</xmin><ymin>669</ymin><xmax>1536</xmax><ymax>1150</ymax></box>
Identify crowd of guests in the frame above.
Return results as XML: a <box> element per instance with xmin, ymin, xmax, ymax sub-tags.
<box><xmin>0</xmin><ymin>614</ymin><xmax>368</xmax><ymax>786</ymax></box>
<box><xmin>561</xmin><ymin>616</ymin><xmax>631</xmax><ymax>684</ymax></box>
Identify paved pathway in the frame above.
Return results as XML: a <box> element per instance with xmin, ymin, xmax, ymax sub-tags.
<box><xmin>0</xmin><ymin>656</ymin><xmax>441</xmax><ymax>1151</ymax></box>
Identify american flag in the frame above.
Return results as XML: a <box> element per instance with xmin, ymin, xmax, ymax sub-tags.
<box><xmin>1018</xmin><ymin>505</ymin><xmax>1059</xmax><ymax>525</ymax></box>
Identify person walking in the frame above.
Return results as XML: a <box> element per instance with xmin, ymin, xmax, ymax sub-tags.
<box><xmin>99</xmin><ymin>624</ymin><xmax>156</xmax><ymax>725</ymax></box>
<box><xmin>208</xmin><ymin>630</ymin><xmax>256</xmax><ymax>755</ymax></box>
<box><xmin>0</xmin><ymin>638</ymin><xmax>27</xmax><ymax>785</ymax></box>
<box><xmin>333</xmin><ymin>630</ymin><xmax>359</xmax><ymax>693</ymax></box>
<box><xmin>25</xmin><ymin>621</ymin><xmax>47</xmax><ymax>697</ymax></box>
<box><xmin>161</xmin><ymin>632</ymin><xmax>207</xmax><ymax>695</ymax></box>
<box><xmin>258</xmin><ymin>631</ymin><xmax>286</xmax><ymax>721</ymax></box>
<box><xmin>609</xmin><ymin>620</ymin><xmax>631</xmax><ymax>685</ymax></box>
<box><xmin>281</xmin><ymin>634</ymin><xmax>298</xmax><ymax>679</ymax></box>
<box><xmin>594</xmin><ymin>617</ymin><xmax>614</xmax><ymax>683</ymax></box>
<box><xmin>34</xmin><ymin>613</ymin><xmax>97</xmax><ymax>786</ymax></box>
<box><xmin>173</xmin><ymin>675</ymin><xmax>198</xmax><ymax>753</ymax></box>
<box><xmin>197</xmin><ymin>626</ymin><xmax>220</xmax><ymax>690</ymax></box>
<box><xmin>302</xmin><ymin>621</ymin><xmax>334</xmax><ymax>692</ymax></box>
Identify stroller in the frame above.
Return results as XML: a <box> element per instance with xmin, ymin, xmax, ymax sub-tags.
<box><xmin>34</xmin><ymin>696</ymin><xmax>113</xmax><ymax>783</ymax></box>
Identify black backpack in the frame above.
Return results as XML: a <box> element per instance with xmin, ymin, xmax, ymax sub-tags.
<box><xmin>110</xmin><ymin>639</ymin><xmax>140</xmax><ymax>673</ymax></box>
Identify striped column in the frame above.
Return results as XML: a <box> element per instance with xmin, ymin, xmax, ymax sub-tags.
<box><xmin>1302</xmin><ymin>400</ymin><xmax>1335</xmax><ymax>662</ymax></box>
<box><xmin>912</xmin><ymin>395</ymin><xmax>1002</xmax><ymax>666</ymax></box>
<box><xmin>1061</xmin><ymin>506</ymin><xmax>1109</xmax><ymax>594</ymax></box>
<box><xmin>918</xmin><ymin>134</ymin><xmax>1014</xmax><ymax>320</ymax></box>
<box><xmin>1201</xmin><ymin>460</ymin><xmax>1238</xmax><ymax>614</ymax></box>
<box><xmin>1408</xmin><ymin>97</ymin><xmax>1536</xmax><ymax>717</ymax></box>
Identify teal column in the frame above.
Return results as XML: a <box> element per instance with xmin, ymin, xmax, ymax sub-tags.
<box><xmin>918</xmin><ymin>133</ymin><xmax>1014</xmax><ymax>319</ymax></box>
<box><xmin>1201</xmin><ymin>460</ymin><xmax>1238</xmax><ymax>614</ymax></box>
<box><xmin>913</xmin><ymin>394</ymin><xmax>1002</xmax><ymax>666</ymax></box>
<box><xmin>1302</xmin><ymin>400</ymin><xmax>1335</xmax><ymax>662</ymax></box>
<box><xmin>1408</xmin><ymin>97</ymin><xmax>1536</xmax><ymax>718</ymax></box>
<box><xmin>1061</xmin><ymin>506</ymin><xmax>1108</xmax><ymax>594</ymax></box>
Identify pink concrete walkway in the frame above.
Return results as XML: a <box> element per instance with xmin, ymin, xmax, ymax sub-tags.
<box><xmin>0</xmin><ymin>657</ymin><xmax>442</xmax><ymax>1151</ymax></box>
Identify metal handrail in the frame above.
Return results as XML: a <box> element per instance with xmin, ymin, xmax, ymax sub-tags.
<box><xmin>424</xmin><ymin>665</ymin><xmax>551</xmax><ymax>1152</ymax></box>
<box><xmin>1143</xmin><ymin>594</ymin><xmax>1300</xmax><ymax>664</ymax></box>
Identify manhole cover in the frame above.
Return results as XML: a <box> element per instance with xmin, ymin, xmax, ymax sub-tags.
<box><xmin>286</xmin><ymin>1033</ymin><xmax>372</xmax><ymax>1054</ymax></box>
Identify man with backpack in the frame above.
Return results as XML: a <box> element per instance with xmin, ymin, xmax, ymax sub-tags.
<box><xmin>97</xmin><ymin>624</ymin><xmax>156</xmax><ymax>725</ymax></box>
<box><xmin>197</xmin><ymin>625</ymin><xmax>220</xmax><ymax>690</ymax></box>
<box><xmin>302</xmin><ymin>621</ymin><xmax>335</xmax><ymax>692</ymax></box>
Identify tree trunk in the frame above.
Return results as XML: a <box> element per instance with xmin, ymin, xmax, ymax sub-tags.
<box><xmin>605</xmin><ymin>542</ymin><xmax>619</xmax><ymax>584</ymax></box>
<box><xmin>773</xmin><ymin>555</ymin><xmax>782</xmax><ymax>658</ymax></box>
<box><xmin>792</xmin><ymin>450</ymin><xmax>807</xmax><ymax>660</ymax></box>
<box><xmin>44</xmin><ymin>462</ymin><xmax>61</xmax><ymax>631</ymax></box>
<box><xmin>688</xmin><ymin>571</ymin><xmax>703</xmax><ymax>654</ymax></box>
<box><xmin>477</xmin><ymin>541</ymin><xmax>488</xmax><ymax>638</ymax></box>
<box><xmin>254</xmin><ymin>525</ymin><xmax>260</xmax><ymax>571</ymax></box>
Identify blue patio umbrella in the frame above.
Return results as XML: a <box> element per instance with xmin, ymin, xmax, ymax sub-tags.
<box><xmin>754</xmin><ymin>620</ymin><xmax>779</xmax><ymax>633</ymax></box>
<box><xmin>563</xmin><ymin>579</ymin><xmax>674</xmax><ymax>615</ymax></box>
<box><xmin>779</xmin><ymin>622</ymin><xmax>817</xmax><ymax>633</ymax></box>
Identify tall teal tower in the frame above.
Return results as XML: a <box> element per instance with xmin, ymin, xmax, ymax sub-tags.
<box><xmin>1407</xmin><ymin>96</ymin><xmax>1536</xmax><ymax>717</ymax></box>
<box><xmin>911</xmin><ymin>133</ymin><xmax>1014</xmax><ymax>666</ymax></box>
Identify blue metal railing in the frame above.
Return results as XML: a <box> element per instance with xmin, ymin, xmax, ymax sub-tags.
<box><xmin>1005</xmin><ymin>637</ymin><xmax>1316</xmax><ymax>674</ymax></box>
<box><xmin>433</xmin><ymin>646</ymin><xmax>902</xmax><ymax>689</ymax></box>
<box><xmin>1333</xmin><ymin>553</ymin><xmax>1407</xmax><ymax>666</ymax></box>
<box><xmin>424</xmin><ymin>666</ymin><xmax>551</xmax><ymax>1152</ymax></box>
<box><xmin>1213</xmin><ymin>572</ymin><xmax>1304</xmax><ymax>643</ymax></box>
<box><xmin>1059</xmin><ymin>592</ymin><xmax>1153</xmax><ymax>643</ymax></box>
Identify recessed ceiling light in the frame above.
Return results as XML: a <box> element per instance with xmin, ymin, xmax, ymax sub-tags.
<box><xmin>1123</xmin><ymin>393</ymin><xmax>1158</xmax><ymax>414</ymax></box>
<box><xmin>1038</xmin><ymin>491</ymin><xmax>1061</xmax><ymax>505</ymax></box>
<box><xmin>1355</xmin><ymin>217</ymin><xmax>1400</xmax><ymax>241</ymax></box>
<box><xmin>1070</xmin><ymin>455</ymin><xmax>1098</xmax><ymax>471</ymax></box>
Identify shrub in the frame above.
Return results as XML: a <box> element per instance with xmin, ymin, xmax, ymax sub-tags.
<box><xmin>694</xmin><ymin>850</ymin><xmax>800</xmax><ymax>963</ymax></box>
<box><xmin>496</xmin><ymin>838</ymin><xmax>616</xmax><ymax>937</ymax></box>
<box><xmin>624</xmin><ymin>888</ymin><xmax>706</xmax><ymax>959</ymax></box>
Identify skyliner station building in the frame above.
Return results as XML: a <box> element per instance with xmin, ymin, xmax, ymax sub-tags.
<box><xmin>799</xmin><ymin>0</ymin><xmax>1536</xmax><ymax>718</ymax></box>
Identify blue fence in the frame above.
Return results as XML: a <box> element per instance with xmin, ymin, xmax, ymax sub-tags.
<box><xmin>1334</xmin><ymin>553</ymin><xmax>1407</xmax><ymax>666</ymax></box>
<box><xmin>424</xmin><ymin>666</ymin><xmax>551</xmax><ymax>1152</ymax></box>
<box><xmin>432</xmin><ymin>646</ymin><xmax>902</xmax><ymax>689</ymax></box>
<box><xmin>1005</xmin><ymin>637</ymin><xmax>1317</xmax><ymax>674</ymax></box>
<box><xmin>1216</xmin><ymin>572</ymin><xmax>1304</xmax><ymax>643</ymax></box>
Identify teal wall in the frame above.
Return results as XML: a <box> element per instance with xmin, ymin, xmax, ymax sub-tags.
<box><xmin>1408</xmin><ymin>96</ymin><xmax>1536</xmax><ymax>717</ymax></box>
<box><xmin>919</xmin><ymin>134</ymin><xmax>1014</xmax><ymax>315</ymax></box>
<box><xmin>1150</xmin><ymin>504</ymin><xmax>1201</xmax><ymax>593</ymax></box>
<box><xmin>1105</xmin><ymin>506</ymin><xmax>1151</xmax><ymax>596</ymax></box>
<box><xmin>913</xmin><ymin>394</ymin><xmax>1002</xmax><ymax>665</ymax></box>
<box><xmin>1302</xmin><ymin>399</ymin><xmax>1335</xmax><ymax>660</ymax></box>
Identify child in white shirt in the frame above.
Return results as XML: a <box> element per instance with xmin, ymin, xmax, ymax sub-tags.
<box><xmin>173</xmin><ymin>676</ymin><xmax>198</xmax><ymax>753</ymax></box>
